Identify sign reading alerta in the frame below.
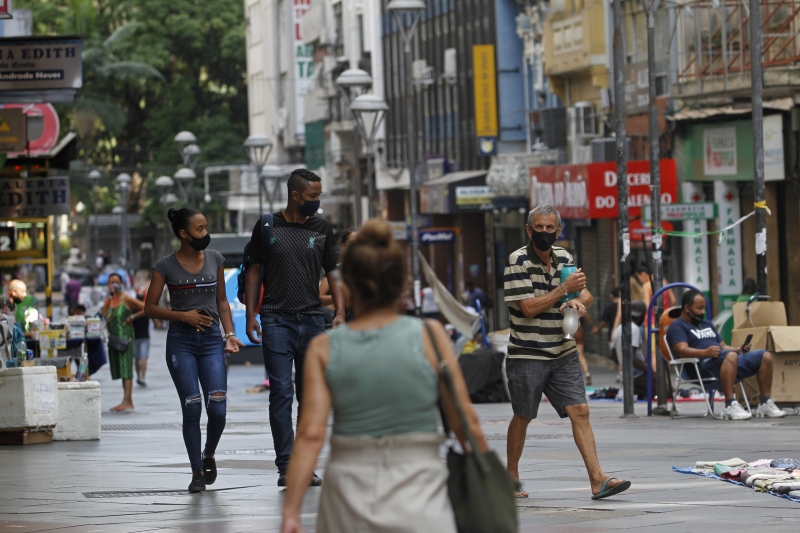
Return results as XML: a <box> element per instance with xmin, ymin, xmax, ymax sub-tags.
<box><xmin>0</xmin><ymin>177</ymin><xmax>70</xmax><ymax>219</ymax></box>
<box><xmin>0</xmin><ymin>37</ymin><xmax>82</xmax><ymax>91</ymax></box>
<box><xmin>530</xmin><ymin>159</ymin><xmax>678</xmax><ymax>219</ymax></box>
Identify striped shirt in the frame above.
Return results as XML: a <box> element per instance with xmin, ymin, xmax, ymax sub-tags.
<box><xmin>503</xmin><ymin>243</ymin><xmax>577</xmax><ymax>360</ymax></box>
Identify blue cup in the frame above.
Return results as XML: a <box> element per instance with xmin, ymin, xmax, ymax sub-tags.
<box><xmin>560</xmin><ymin>263</ymin><xmax>581</xmax><ymax>302</ymax></box>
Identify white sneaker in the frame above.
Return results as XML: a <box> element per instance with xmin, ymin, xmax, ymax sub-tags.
<box><xmin>756</xmin><ymin>399</ymin><xmax>787</xmax><ymax>418</ymax></box>
<box><xmin>722</xmin><ymin>400</ymin><xmax>752</xmax><ymax>420</ymax></box>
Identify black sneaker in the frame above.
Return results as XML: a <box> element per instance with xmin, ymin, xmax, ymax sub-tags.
<box><xmin>277</xmin><ymin>472</ymin><xmax>322</xmax><ymax>487</ymax></box>
<box><xmin>203</xmin><ymin>456</ymin><xmax>217</xmax><ymax>485</ymax></box>
<box><xmin>188</xmin><ymin>470</ymin><xmax>205</xmax><ymax>493</ymax></box>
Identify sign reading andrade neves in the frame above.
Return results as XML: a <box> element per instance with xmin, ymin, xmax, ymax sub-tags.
<box><xmin>0</xmin><ymin>37</ymin><xmax>82</xmax><ymax>91</ymax></box>
<box><xmin>0</xmin><ymin>177</ymin><xmax>70</xmax><ymax>219</ymax></box>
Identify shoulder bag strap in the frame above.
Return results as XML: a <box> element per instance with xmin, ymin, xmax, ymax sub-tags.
<box><xmin>423</xmin><ymin>321</ymin><xmax>485</xmax><ymax>460</ymax></box>
<box><xmin>260</xmin><ymin>213</ymin><xmax>273</xmax><ymax>262</ymax></box>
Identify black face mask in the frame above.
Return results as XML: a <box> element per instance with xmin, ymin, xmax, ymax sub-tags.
<box><xmin>298</xmin><ymin>198</ymin><xmax>320</xmax><ymax>217</ymax></box>
<box><xmin>188</xmin><ymin>233</ymin><xmax>211</xmax><ymax>251</ymax></box>
<box><xmin>689</xmin><ymin>310</ymin><xmax>705</xmax><ymax>325</ymax></box>
<box><xmin>530</xmin><ymin>229</ymin><xmax>558</xmax><ymax>252</ymax></box>
<box><xmin>11</xmin><ymin>296</ymin><xmax>22</xmax><ymax>305</ymax></box>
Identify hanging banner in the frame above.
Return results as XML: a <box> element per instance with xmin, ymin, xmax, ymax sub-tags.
<box><xmin>714</xmin><ymin>181</ymin><xmax>743</xmax><ymax>311</ymax></box>
<box><xmin>292</xmin><ymin>0</ymin><xmax>313</xmax><ymax>139</ymax></box>
<box><xmin>681</xmin><ymin>183</ymin><xmax>710</xmax><ymax>295</ymax></box>
<box><xmin>472</xmin><ymin>44</ymin><xmax>498</xmax><ymax>155</ymax></box>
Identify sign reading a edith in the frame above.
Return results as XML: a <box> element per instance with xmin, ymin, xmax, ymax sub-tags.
<box><xmin>0</xmin><ymin>37</ymin><xmax>82</xmax><ymax>91</ymax></box>
<box><xmin>0</xmin><ymin>177</ymin><xmax>70</xmax><ymax>219</ymax></box>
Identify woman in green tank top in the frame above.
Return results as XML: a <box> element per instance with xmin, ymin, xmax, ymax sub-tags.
<box><xmin>280</xmin><ymin>219</ymin><xmax>488</xmax><ymax>533</ymax></box>
<box><xmin>103</xmin><ymin>273</ymin><xmax>143</xmax><ymax>411</ymax></box>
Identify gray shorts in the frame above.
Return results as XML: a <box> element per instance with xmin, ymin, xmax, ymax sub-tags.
<box><xmin>134</xmin><ymin>338</ymin><xmax>150</xmax><ymax>360</ymax></box>
<box><xmin>506</xmin><ymin>352</ymin><xmax>587</xmax><ymax>420</ymax></box>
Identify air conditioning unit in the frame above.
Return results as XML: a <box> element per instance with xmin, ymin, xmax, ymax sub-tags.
<box><xmin>591</xmin><ymin>138</ymin><xmax>631</xmax><ymax>163</ymax></box>
<box><xmin>443</xmin><ymin>49</ymin><xmax>457</xmax><ymax>84</ymax></box>
<box><xmin>413</xmin><ymin>59</ymin><xmax>435</xmax><ymax>87</ymax></box>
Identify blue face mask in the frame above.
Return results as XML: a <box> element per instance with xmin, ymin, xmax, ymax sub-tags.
<box><xmin>299</xmin><ymin>198</ymin><xmax>320</xmax><ymax>217</ymax></box>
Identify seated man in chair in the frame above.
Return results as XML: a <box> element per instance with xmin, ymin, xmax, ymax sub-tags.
<box><xmin>666</xmin><ymin>289</ymin><xmax>786</xmax><ymax>420</ymax></box>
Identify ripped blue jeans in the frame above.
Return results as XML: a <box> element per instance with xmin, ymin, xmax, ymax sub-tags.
<box><xmin>166</xmin><ymin>322</ymin><xmax>227</xmax><ymax>472</ymax></box>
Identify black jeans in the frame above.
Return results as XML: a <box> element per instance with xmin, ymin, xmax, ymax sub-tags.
<box><xmin>260</xmin><ymin>312</ymin><xmax>325</xmax><ymax>472</ymax></box>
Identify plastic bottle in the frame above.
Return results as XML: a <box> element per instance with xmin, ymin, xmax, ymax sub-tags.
<box><xmin>74</xmin><ymin>353</ymin><xmax>88</xmax><ymax>382</ymax></box>
<box><xmin>16</xmin><ymin>340</ymin><xmax>27</xmax><ymax>363</ymax></box>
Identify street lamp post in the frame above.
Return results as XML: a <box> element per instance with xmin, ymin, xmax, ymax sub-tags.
<box><xmin>336</xmin><ymin>68</ymin><xmax>373</xmax><ymax>227</ymax></box>
<box><xmin>261</xmin><ymin>165</ymin><xmax>286</xmax><ymax>215</ymax></box>
<box><xmin>156</xmin><ymin>176</ymin><xmax>175</xmax><ymax>257</ymax></box>
<box><xmin>175</xmin><ymin>131</ymin><xmax>198</xmax><ymax>166</ymax></box>
<box><xmin>244</xmin><ymin>134</ymin><xmax>274</xmax><ymax>219</ymax></box>
<box><xmin>116</xmin><ymin>174</ymin><xmax>132</xmax><ymax>268</ymax></box>
<box><xmin>173</xmin><ymin>168</ymin><xmax>196</xmax><ymax>205</ymax></box>
<box><xmin>350</xmin><ymin>94</ymin><xmax>389</xmax><ymax>221</ymax></box>
<box><xmin>88</xmin><ymin>170</ymin><xmax>102</xmax><ymax>266</ymax></box>
<box><xmin>388</xmin><ymin>0</ymin><xmax>426</xmax><ymax>317</ymax></box>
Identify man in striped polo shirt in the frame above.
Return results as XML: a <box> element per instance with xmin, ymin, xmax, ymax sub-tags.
<box><xmin>504</xmin><ymin>205</ymin><xmax>631</xmax><ymax>500</ymax></box>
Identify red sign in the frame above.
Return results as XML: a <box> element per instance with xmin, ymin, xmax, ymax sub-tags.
<box><xmin>588</xmin><ymin>159</ymin><xmax>677</xmax><ymax>218</ymax></box>
<box><xmin>0</xmin><ymin>103</ymin><xmax>60</xmax><ymax>158</ymax></box>
<box><xmin>529</xmin><ymin>159</ymin><xmax>678</xmax><ymax>220</ymax></box>
<box><xmin>530</xmin><ymin>164</ymin><xmax>590</xmax><ymax>219</ymax></box>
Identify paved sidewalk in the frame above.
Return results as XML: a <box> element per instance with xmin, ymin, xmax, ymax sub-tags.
<box><xmin>1</xmin><ymin>328</ymin><xmax>799</xmax><ymax>532</ymax></box>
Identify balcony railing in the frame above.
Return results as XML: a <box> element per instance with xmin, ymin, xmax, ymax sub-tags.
<box><xmin>675</xmin><ymin>0</ymin><xmax>800</xmax><ymax>94</ymax></box>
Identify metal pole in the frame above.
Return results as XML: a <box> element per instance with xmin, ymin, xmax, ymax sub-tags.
<box><xmin>405</xmin><ymin>33</ymin><xmax>421</xmax><ymax>318</ymax></box>
<box><xmin>614</xmin><ymin>0</ymin><xmax>636</xmax><ymax>417</ymax></box>
<box><xmin>93</xmin><ymin>199</ymin><xmax>100</xmax><ymax>269</ymax></box>
<box><xmin>353</xmin><ymin>125</ymin><xmax>363</xmax><ymax>227</ymax></box>
<box><xmin>750</xmin><ymin>0</ymin><xmax>767</xmax><ymax>295</ymax></box>
<box><xmin>257</xmin><ymin>165</ymin><xmax>264</xmax><ymax>217</ymax></box>
<box><xmin>643</xmin><ymin>0</ymin><xmax>668</xmax><ymax>414</ymax></box>
<box><xmin>366</xmin><ymin>141</ymin><xmax>375</xmax><ymax>219</ymax></box>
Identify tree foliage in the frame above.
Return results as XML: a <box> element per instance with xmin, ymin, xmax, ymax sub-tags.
<box><xmin>17</xmin><ymin>0</ymin><xmax>248</xmax><ymax>228</ymax></box>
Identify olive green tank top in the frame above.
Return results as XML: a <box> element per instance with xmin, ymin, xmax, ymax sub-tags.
<box><xmin>326</xmin><ymin>316</ymin><xmax>439</xmax><ymax>437</ymax></box>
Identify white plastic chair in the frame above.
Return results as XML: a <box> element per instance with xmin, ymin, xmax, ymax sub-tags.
<box><xmin>662</xmin><ymin>335</ymin><xmax>751</xmax><ymax>419</ymax></box>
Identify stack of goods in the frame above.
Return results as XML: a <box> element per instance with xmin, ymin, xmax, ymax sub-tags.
<box><xmin>86</xmin><ymin>318</ymin><xmax>102</xmax><ymax>339</ymax></box>
<box><xmin>66</xmin><ymin>316</ymin><xmax>86</xmax><ymax>340</ymax></box>
<box><xmin>674</xmin><ymin>457</ymin><xmax>800</xmax><ymax>502</ymax></box>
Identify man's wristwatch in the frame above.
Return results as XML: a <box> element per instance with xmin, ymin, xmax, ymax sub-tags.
<box><xmin>223</xmin><ymin>332</ymin><xmax>236</xmax><ymax>340</ymax></box>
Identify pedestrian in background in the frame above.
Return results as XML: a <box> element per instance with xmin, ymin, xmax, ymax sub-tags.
<box><xmin>244</xmin><ymin>168</ymin><xmax>344</xmax><ymax>487</ymax></box>
<box><xmin>132</xmin><ymin>289</ymin><xmax>150</xmax><ymax>387</ymax></box>
<box><xmin>103</xmin><ymin>273</ymin><xmax>144</xmax><ymax>412</ymax></box>
<box><xmin>280</xmin><ymin>219</ymin><xmax>488</xmax><ymax>533</ymax></box>
<box><xmin>145</xmin><ymin>207</ymin><xmax>244</xmax><ymax>493</ymax></box>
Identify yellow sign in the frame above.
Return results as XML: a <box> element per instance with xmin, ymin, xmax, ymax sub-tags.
<box><xmin>0</xmin><ymin>108</ymin><xmax>26</xmax><ymax>152</ymax></box>
<box><xmin>472</xmin><ymin>45</ymin><xmax>498</xmax><ymax>138</ymax></box>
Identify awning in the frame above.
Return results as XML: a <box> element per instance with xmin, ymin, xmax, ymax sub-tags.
<box><xmin>389</xmin><ymin>170</ymin><xmax>487</xmax><ymax>191</ymax></box>
<box><xmin>668</xmin><ymin>97</ymin><xmax>794</xmax><ymax>121</ymax></box>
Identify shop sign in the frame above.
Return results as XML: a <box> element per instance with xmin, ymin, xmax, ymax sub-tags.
<box><xmin>293</xmin><ymin>0</ymin><xmax>313</xmax><ymax>139</ymax></box>
<box><xmin>715</xmin><ymin>181</ymin><xmax>742</xmax><ymax>310</ymax></box>
<box><xmin>530</xmin><ymin>164</ymin><xmax>590</xmax><ymax>219</ymax></box>
<box><xmin>456</xmin><ymin>186</ymin><xmax>494</xmax><ymax>206</ymax></box>
<box><xmin>0</xmin><ymin>103</ymin><xmax>59</xmax><ymax>157</ymax></box>
<box><xmin>419</xmin><ymin>228</ymin><xmax>457</xmax><ymax>244</ymax></box>
<box><xmin>0</xmin><ymin>176</ymin><xmax>69</xmax><ymax>219</ymax></box>
<box><xmin>685</xmin><ymin>115</ymin><xmax>784</xmax><ymax>181</ymax></box>
<box><xmin>388</xmin><ymin>221</ymin><xmax>408</xmax><ymax>241</ymax></box>
<box><xmin>529</xmin><ymin>159</ymin><xmax>678</xmax><ymax>219</ymax></box>
<box><xmin>642</xmin><ymin>202</ymin><xmax>716</xmax><ymax>222</ymax></box>
<box><xmin>681</xmin><ymin>183</ymin><xmax>711</xmax><ymax>295</ymax></box>
<box><xmin>0</xmin><ymin>37</ymin><xmax>82</xmax><ymax>91</ymax></box>
<box><xmin>587</xmin><ymin>159</ymin><xmax>678</xmax><ymax>218</ymax></box>
<box><xmin>0</xmin><ymin>107</ymin><xmax>25</xmax><ymax>152</ymax></box>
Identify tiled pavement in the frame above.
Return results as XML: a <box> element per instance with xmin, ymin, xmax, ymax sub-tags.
<box><xmin>1</xmin><ymin>328</ymin><xmax>799</xmax><ymax>532</ymax></box>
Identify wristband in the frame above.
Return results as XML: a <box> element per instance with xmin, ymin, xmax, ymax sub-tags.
<box><xmin>558</xmin><ymin>283</ymin><xmax>568</xmax><ymax>297</ymax></box>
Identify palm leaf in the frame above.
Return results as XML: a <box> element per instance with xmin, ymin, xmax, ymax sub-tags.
<box><xmin>98</xmin><ymin>61</ymin><xmax>165</xmax><ymax>81</ymax></box>
<box><xmin>103</xmin><ymin>22</ymin><xmax>145</xmax><ymax>49</ymax></box>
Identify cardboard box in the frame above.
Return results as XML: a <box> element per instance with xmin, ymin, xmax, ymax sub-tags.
<box><xmin>38</xmin><ymin>330</ymin><xmax>67</xmax><ymax>351</ymax></box>
<box><xmin>731</xmin><ymin>301</ymin><xmax>800</xmax><ymax>405</ymax></box>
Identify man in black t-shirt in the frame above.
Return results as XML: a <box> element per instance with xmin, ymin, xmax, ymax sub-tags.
<box><xmin>245</xmin><ymin>168</ymin><xmax>344</xmax><ymax>486</ymax></box>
